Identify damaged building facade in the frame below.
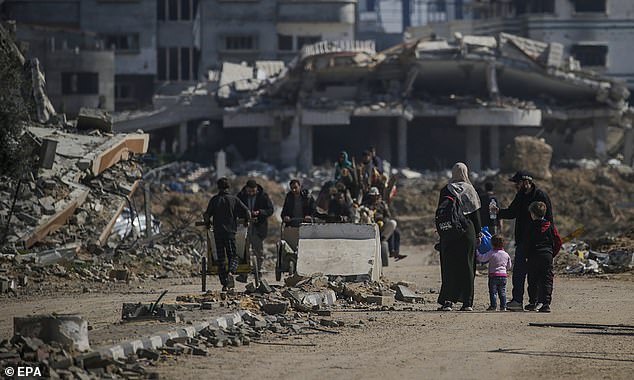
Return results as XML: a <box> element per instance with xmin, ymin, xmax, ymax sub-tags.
<box><xmin>220</xmin><ymin>34</ymin><xmax>632</xmax><ymax>171</ymax></box>
<box><xmin>408</xmin><ymin>0</ymin><xmax>634</xmax><ymax>91</ymax></box>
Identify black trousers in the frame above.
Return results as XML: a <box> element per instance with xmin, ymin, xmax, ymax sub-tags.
<box><xmin>527</xmin><ymin>253</ymin><xmax>554</xmax><ymax>305</ymax></box>
<box><xmin>215</xmin><ymin>236</ymin><xmax>238</xmax><ymax>286</ymax></box>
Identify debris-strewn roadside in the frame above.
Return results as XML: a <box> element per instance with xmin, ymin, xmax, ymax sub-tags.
<box><xmin>0</xmin><ymin>273</ymin><xmax>429</xmax><ymax>379</ymax></box>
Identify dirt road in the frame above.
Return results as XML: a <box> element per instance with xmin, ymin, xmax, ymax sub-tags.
<box><xmin>154</xmin><ymin>245</ymin><xmax>634</xmax><ymax>380</ymax></box>
<box><xmin>2</xmin><ymin>246</ymin><xmax>633</xmax><ymax>379</ymax></box>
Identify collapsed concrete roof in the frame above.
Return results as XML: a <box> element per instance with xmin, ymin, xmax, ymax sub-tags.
<box><xmin>1</xmin><ymin>22</ymin><xmax>150</xmax><ymax>249</ymax></box>
<box><xmin>223</xmin><ymin>34</ymin><xmax>631</xmax><ymax>127</ymax></box>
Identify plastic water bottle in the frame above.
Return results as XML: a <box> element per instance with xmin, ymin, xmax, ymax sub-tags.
<box><xmin>489</xmin><ymin>199</ymin><xmax>497</xmax><ymax>220</ymax></box>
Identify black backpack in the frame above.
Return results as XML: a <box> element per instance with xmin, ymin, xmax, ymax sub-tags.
<box><xmin>435</xmin><ymin>195</ymin><xmax>469</xmax><ymax>238</ymax></box>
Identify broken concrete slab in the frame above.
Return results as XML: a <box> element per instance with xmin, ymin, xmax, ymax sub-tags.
<box><xmin>77</xmin><ymin>108</ymin><xmax>113</xmax><ymax>133</ymax></box>
<box><xmin>366</xmin><ymin>295</ymin><xmax>395</xmax><ymax>306</ymax></box>
<box><xmin>77</xmin><ymin>133</ymin><xmax>149</xmax><ymax>177</ymax></box>
<box><xmin>136</xmin><ymin>348</ymin><xmax>160</xmax><ymax>361</ymax></box>
<box><xmin>22</xmin><ymin>188</ymin><xmax>89</xmax><ymax>248</ymax></box>
<box><xmin>14</xmin><ymin>314</ymin><xmax>90</xmax><ymax>351</ymax></box>
<box><xmin>395</xmin><ymin>285</ymin><xmax>425</xmax><ymax>303</ymax></box>
<box><xmin>296</xmin><ymin>223</ymin><xmax>381</xmax><ymax>281</ymax></box>
<box><xmin>260</xmin><ymin>301</ymin><xmax>289</xmax><ymax>315</ymax></box>
<box><xmin>38</xmin><ymin>196</ymin><xmax>56</xmax><ymax>215</ymax></box>
<box><xmin>258</xmin><ymin>279</ymin><xmax>274</xmax><ymax>294</ymax></box>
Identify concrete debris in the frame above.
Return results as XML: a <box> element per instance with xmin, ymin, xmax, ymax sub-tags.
<box><xmin>296</xmin><ymin>223</ymin><xmax>382</xmax><ymax>281</ymax></box>
<box><xmin>77</xmin><ymin>108</ymin><xmax>113</xmax><ymax>133</ymax></box>
<box><xmin>259</xmin><ymin>300</ymin><xmax>290</xmax><ymax>315</ymax></box>
<box><xmin>13</xmin><ymin>314</ymin><xmax>90</xmax><ymax>351</ymax></box>
<box><xmin>503</xmin><ymin>136</ymin><xmax>553</xmax><ymax>179</ymax></box>
<box><xmin>0</xmin><ymin>124</ymin><xmax>148</xmax><ymax>250</ymax></box>
<box><xmin>365</xmin><ymin>295</ymin><xmax>395</xmax><ymax>306</ymax></box>
<box><xmin>395</xmin><ymin>285</ymin><xmax>425</xmax><ymax>304</ymax></box>
<box><xmin>556</xmin><ymin>233</ymin><xmax>634</xmax><ymax>274</ymax></box>
<box><xmin>0</xmin><ymin>334</ymin><xmax>160</xmax><ymax>379</ymax></box>
<box><xmin>221</xmin><ymin>33</ymin><xmax>631</xmax><ymax>133</ymax></box>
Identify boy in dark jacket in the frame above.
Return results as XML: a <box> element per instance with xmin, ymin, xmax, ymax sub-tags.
<box><xmin>525</xmin><ymin>201</ymin><xmax>562</xmax><ymax>313</ymax></box>
<box><xmin>204</xmin><ymin>178</ymin><xmax>250</xmax><ymax>291</ymax></box>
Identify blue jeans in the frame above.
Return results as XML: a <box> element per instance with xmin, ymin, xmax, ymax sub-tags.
<box><xmin>511</xmin><ymin>244</ymin><xmax>528</xmax><ymax>303</ymax></box>
<box><xmin>488</xmin><ymin>276</ymin><xmax>507</xmax><ymax>309</ymax></box>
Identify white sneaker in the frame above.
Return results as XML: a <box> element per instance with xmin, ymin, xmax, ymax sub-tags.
<box><xmin>506</xmin><ymin>300</ymin><xmax>523</xmax><ymax>311</ymax></box>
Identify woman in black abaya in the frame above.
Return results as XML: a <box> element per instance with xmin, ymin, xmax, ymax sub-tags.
<box><xmin>437</xmin><ymin>162</ymin><xmax>482</xmax><ymax>311</ymax></box>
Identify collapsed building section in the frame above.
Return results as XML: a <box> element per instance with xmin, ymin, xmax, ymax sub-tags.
<box><xmin>0</xmin><ymin>23</ymin><xmax>149</xmax><ymax>251</ymax></box>
<box><xmin>219</xmin><ymin>35</ymin><xmax>632</xmax><ymax>171</ymax></box>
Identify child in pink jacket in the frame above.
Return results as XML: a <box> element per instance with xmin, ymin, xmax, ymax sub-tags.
<box><xmin>477</xmin><ymin>235</ymin><xmax>512</xmax><ymax>311</ymax></box>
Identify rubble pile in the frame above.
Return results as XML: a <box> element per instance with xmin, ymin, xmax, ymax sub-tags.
<box><xmin>502</xmin><ymin>136</ymin><xmax>553</xmax><ymax>180</ymax></box>
<box><xmin>1</xmin><ymin>273</ymin><xmax>428</xmax><ymax>379</ymax></box>
<box><xmin>0</xmin><ymin>177</ymin><xmax>72</xmax><ymax>242</ymax></box>
<box><xmin>0</xmin><ymin>334</ymin><xmax>161</xmax><ymax>379</ymax></box>
<box><xmin>556</xmin><ymin>229</ymin><xmax>634</xmax><ymax>275</ymax></box>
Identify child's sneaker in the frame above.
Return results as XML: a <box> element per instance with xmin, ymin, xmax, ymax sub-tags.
<box><xmin>524</xmin><ymin>303</ymin><xmax>538</xmax><ymax>311</ymax></box>
<box><xmin>487</xmin><ymin>305</ymin><xmax>497</xmax><ymax>311</ymax></box>
<box><xmin>500</xmin><ymin>307</ymin><xmax>508</xmax><ymax>311</ymax></box>
<box><xmin>538</xmin><ymin>304</ymin><xmax>551</xmax><ymax>313</ymax></box>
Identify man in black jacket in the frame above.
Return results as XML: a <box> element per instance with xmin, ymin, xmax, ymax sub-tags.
<box><xmin>491</xmin><ymin>171</ymin><xmax>553</xmax><ymax>311</ymax></box>
<box><xmin>237</xmin><ymin>179</ymin><xmax>274</xmax><ymax>276</ymax></box>
<box><xmin>203</xmin><ymin>177</ymin><xmax>250</xmax><ymax>291</ymax></box>
<box><xmin>281</xmin><ymin>179</ymin><xmax>316</xmax><ymax>227</ymax></box>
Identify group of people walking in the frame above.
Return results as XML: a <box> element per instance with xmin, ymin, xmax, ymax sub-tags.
<box><xmin>202</xmin><ymin>168</ymin><xmax>402</xmax><ymax>291</ymax></box>
<box><xmin>435</xmin><ymin>163</ymin><xmax>562</xmax><ymax>312</ymax></box>
<box><xmin>202</xmin><ymin>158</ymin><xmax>563</xmax><ymax>312</ymax></box>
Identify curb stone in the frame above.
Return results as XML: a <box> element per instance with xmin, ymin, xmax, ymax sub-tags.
<box><xmin>77</xmin><ymin>310</ymin><xmax>249</xmax><ymax>363</ymax></box>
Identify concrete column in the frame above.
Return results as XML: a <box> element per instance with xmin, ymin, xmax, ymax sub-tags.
<box><xmin>465</xmin><ymin>126</ymin><xmax>482</xmax><ymax>172</ymax></box>
<box><xmin>298</xmin><ymin>124</ymin><xmax>313</xmax><ymax>172</ymax></box>
<box><xmin>178</xmin><ymin>122</ymin><xmax>188</xmax><ymax>155</ymax></box>
<box><xmin>593</xmin><ymin>119</ymin><xmax>608</xmax><ymax>161</ymax></box>
<box><xmin>375</xmin><ymin>118</ymin><xmax>392</xmax><ymax>163</ymax></box>
<box><xmin>258</xmin><ymin>124</ymin><xmax>282</xmax><ymax>164</ymax></box>
<box><xmin>397</xmin><ymin>117</ymin><xmax>408</xmax><ymax>168</ymax></box>
<box><xmin>489</xmin><ymin>125</ymin><xmax>500</xmax><ymax>169</ymax></box>
<box><xmin>624</xmin><ymin>128</ymin><xmax>634</xmax><ymax>167</ymax></box>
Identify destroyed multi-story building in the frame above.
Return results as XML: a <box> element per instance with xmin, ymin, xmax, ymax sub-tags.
<box><xmin>408</xmin><ymin>0</ymin><xmax>634</xmax><ymax>92</ymax></box>
<box><xmin>116</xmin><ymin>33</ymin><xmax>633</xmax><ymax>172</ymax></box>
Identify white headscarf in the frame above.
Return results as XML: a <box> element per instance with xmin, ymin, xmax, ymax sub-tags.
<box><xmin>447</xmin><ymin>162</ymin><xmax>481</xmax><ymax>214</ymax></box>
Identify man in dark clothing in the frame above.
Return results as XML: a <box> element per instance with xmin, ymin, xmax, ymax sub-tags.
<box><xmin>369</xmin><ymin>146</ymin><xmax>384</xmax><ymax>174</ymax></box>
<box><xmin>525</xmin><ymin>201</ymin><xmax>562</xmax><ymax>313</ymax></box>
<box><xmin>491</xmin><ymin>171</ymin><xmax>553</xmax><ymax>311</ymax></box>
<box><xmin>478</xmin><ymin>182</ymin><xmax>501</xmax><ymax>234</ymax></box>
<box><xmin>324</xmin><ymin>185</ymin><xmax>353</xmax><ymax>222</ymax></box>
<box><xmin>203</xmin><ymin>177</ymin><xmax>250</xmax><ymax>291</ymax></box>
<box><xmin>281</xmin><ymin>179</ymin><xmax>316</xmax><ymax>227</ymax></box>
<box><xmin>237</xmin><ymin>179</ymin><xmax>274</xmax><ymax>276</ymax></box>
